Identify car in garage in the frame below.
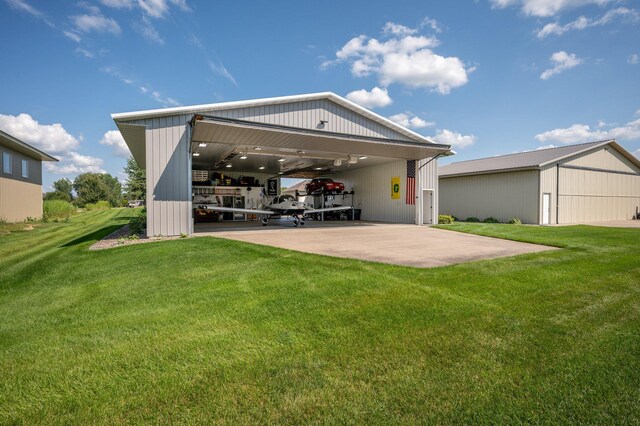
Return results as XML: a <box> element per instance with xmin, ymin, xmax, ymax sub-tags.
<box><xmin>306</xmin><ymin>178</ymin><xmax>345</xmax><ymax>195</ymax></box>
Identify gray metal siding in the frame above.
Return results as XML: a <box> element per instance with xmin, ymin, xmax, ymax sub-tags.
<box><xmin>440</xmin><ymin>170</ymin><xmax>540</xmax><ymax>224</ymax></box>
<box><xmin>336</xmin><ymin>160</ymin><xmax>416</xmax><ymax>224</ymax></box>
<box><xmin>195</xmin><ymin>99</ymin><xmax>413</xmax><ymax>142</ymax></box>
<box><xmin>0</xmin><ymin>144</ymin><xmax>42</xmax><ymax>186</ymax></box>
<box><xmin>144</xmin><ymin>114</ymin><xmax>191</xmax><ymax>236</ymax></box>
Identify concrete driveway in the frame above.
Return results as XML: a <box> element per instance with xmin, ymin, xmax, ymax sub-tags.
<box><xmin>195</xmin><ymin>222</ymin><xmax>555</xmax><ymax>268</ymax></box>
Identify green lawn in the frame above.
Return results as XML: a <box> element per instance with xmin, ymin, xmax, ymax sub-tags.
<box><xmin>1</xmin><ymin>211</ymin><xmax>639</xmax><ymax>424</ymax></box>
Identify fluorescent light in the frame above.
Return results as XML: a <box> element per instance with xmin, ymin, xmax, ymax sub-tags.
<box><xmin>258</xmin><ymin>166</ymin><xmax>265</xmax><ymax>170</ymax></box>
<box><xmin>278</xmin><ymin>158</ymin><xmax>285</xmax><ymax>162</ymax></box>
<box><xmin>225</xmin><ymin>164</ymin><xmax>232</xmax><ymax>168</ymax></box>
<box><xmin>240</xmin><ymin>155</ymin><xmax>247</xmax><ymax>160</ymax></box>
<box><xmin>193</xmin><ymin>152</ymin><xmax>200</xmax><ymax>157</ymax></box>
<box><xmin>278</xmin><ymin>172</ymin><xmax>283</xmax><ymax>175</ymax></box>
<box><xmin>254</xmin><ymin>147</ymin><xmax>262</xmax><ymax>151</ymax></box>
<box><xmin>314</xmin><ymin>167</ymin><xmax>323</xmax><ymax>170</ymax></box>
<box><xmin>358</xmin><ymin>156</ymin><xmax>368</xmax><ymax>160</ymax></box>
<box><xmin>198</xmin><ymin>143</ymin><xmax>206</xmax><ymax>147</ymax></box>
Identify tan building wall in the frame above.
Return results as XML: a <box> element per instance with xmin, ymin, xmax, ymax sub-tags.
<box><xmin>0</xmin><ymin>177</ymin><xmax>43</xmax><ymax>222</ymax></box>
<box><xmin>439</xmin><ymin>170</ymin><xmax>540</xmax><ymax>224</ymax></box>
<box><xmin>540</xmin><ymin>146</ymin><xmax>640</xmax><ymax>223</ymax></box>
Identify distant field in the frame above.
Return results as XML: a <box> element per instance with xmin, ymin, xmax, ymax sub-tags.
<box><xmin>1</xmin><ymin>210</ymin><xmax>639</xmax><ymax>423</ymax></box>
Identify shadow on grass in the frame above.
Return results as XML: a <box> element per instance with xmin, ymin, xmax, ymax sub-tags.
<box><xmin>60</xmin><ymin>224</ymin><xmax>126</xmax><ymax>247</ymax></box>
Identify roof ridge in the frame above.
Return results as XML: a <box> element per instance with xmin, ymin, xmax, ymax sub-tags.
<box><xmin>442</xmin><ymin>139</ymin><xmax>613</xmax><ymax>167</ymax></box>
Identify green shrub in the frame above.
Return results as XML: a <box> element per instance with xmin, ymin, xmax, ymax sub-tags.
<box><xmin>43</xmin><ymin>200</ymin><xmax>76</xmax><ymax>221</ymax></box>
<box><xmin>438</xmin><ymin>214</ymin><xmax>455</xmax><ymax>224</ymax></box>
<box><xmin>483</xmin><ymin>217</ymin><xmax>500</xmax><ymax>223</ymax></box>
<box><xmin>465</xmin><ymin>217</ymin><xmax>480</xmax><ymax>222</ymax></box>
<box><xmin>85</xmin><ymin>200</ymin><xmax>112</xmax><ymax>211</ymax></box>
<box><xmin>129</xmin><ymin>208</ymin><xmax>147</xmax><ymax>236</ymax></box>
<box><xmin>508</xmin><ymin>217</ymin><xmax>522</xmax><ymax>225</ymax></box>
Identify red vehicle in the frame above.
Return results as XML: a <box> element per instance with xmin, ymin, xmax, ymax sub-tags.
<box><xmin>306</xmin><ymin>178</ymin><xmax>345</xmax><ymax>195</ymax></box>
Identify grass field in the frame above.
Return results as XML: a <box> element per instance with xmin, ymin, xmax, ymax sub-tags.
<box><xmin>1</xmin><ymin>210</ymin><xmax>639</xmax><ymax>423</ymax></box>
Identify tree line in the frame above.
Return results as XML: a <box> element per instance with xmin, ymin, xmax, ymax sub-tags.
<box><xmin>44</xmin><ymin>157</ymin><xmax>146</xmax><ymax>208</ymax></box>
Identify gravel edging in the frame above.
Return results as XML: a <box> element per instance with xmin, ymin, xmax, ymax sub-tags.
<box><xmin>89</xmin><ymin>224</ymin><xmax>186</xmax><ymax>250</ymax></box>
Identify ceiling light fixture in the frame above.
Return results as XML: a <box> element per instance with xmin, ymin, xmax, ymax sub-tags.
<box><xmin>333</xmin><ymin>159</ymin><xmax>342</xmax><ymax>167</ymax></box>
<box><xmin>314</xmin><ymin>167</ymin><xmax>323</xmax><ymax>170</ymax></box>
<box><xmin>193</xmin><ymin>152</ymin><xmax>200</xmax><ymax>157</ymax></box>
<box><xmin>254</xmin><ymin>147</ymin><xmax>262</xmax><ymax>151</ymax></box>
<box><xmin>278</xmin><ymin>172</ymin><xmax>283</xmax><ymax>175</ymax></box>
<box><xmin>240</xmin><ymin>155</ymin><xmax>248</xmax><ymax>160</ymax></box>
<box><xmin>278</xmin><ymin>158</ymin><xmax>285</xmax><ymax>162</ymax></box>
<box><xmin>226</xmin><ymin>164</ymin><xmax>232</xmax><ymax>168</ymax></box>
<box><xmin>198</xmin><ymin>143</ymin><xmax>206</xmax><ymax>147</ymax></box>
<box><xmin>258</xmin><ymin>166</ymin><xmax>265</xmax><ymax>170</ymax></box>
<box><xmin>358</xmin><ymin>156</ymin><xmax>368</xmax><ymax>160</ymax></box>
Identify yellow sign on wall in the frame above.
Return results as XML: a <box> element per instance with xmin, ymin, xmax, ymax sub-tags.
<box><xmin>391</xmin><ymin>176</ymin><xmax>400</xmax><ymax>199</ymax></box>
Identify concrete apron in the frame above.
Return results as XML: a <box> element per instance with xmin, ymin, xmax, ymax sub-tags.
<box><xmin>195</xmin><ymin>222</ymin><xmax>557</xmax><ymax>268</ymax></box>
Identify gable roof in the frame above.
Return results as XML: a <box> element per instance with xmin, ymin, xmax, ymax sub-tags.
<box><xmin>439</xmin><ymin>139</ymin><xmax>640</xmax><ymax>177</ymax></box>
<box><xmin>111</xmin><ymin>92</ymin><xmax>438</xmax><ymax>146</ymax></box>
<box><xmin>0</xmin><ymin>129</ymin><xmax>58</xmax><ymax>162</ymax></box>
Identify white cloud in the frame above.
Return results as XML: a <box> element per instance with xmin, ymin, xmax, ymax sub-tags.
<box><xmin>75</xmin><ymin>47</ymin><xmax>94</xmax><ymax>58</ymax></box>
<box><xmin>324</xmin><ymin>22</ymin><xmax>470</xmax><ymax>94</ymax></box>
<box><xmin>629</xmin><ymin>54</ymin><xmax>639</xmax><ymax>64</ymax></box>
<box><xmin>101</xmin><ymin>65</ymin><xmax>180</xmax><ymax>106</ymax></box>
<box><xmin>46</xmin><ymin>152</ymin><xmax>105</xmax><ymax>175</ymax></box>
<box><xmin>535</xmin><ymin>117</ymin><xmax>640</xmax><ymax>144</ymax></box>
<box><xmin>490</xmin><ymin>0</ymin><xmax>616</xmax><ymax>17</ymax></box>
<box><xmin>421</xmin><ymin>16</ymin><xmax>443</xmax><ymax>33</ymax></box>
<box><xmin>540</xmin><ymin>51</ymin><xmax>583</xmax><ymax>80</ymax></box>
<box><xmin>536</xmin><ymin>144</ymin><xmax>557</xmax><ymax>150</ymax></box>
<box><xmin>100</xmin><ymin>130</ymin><xmax>130</xmax><ymax>157</ymax></box>
<box><xmin>134</xmin><ymin>15</ymin><xmax>163</xmax><ymax>44</ymax></box>
<box><xmin>346</xmin><ymin>87</ymin><xmax>393</xmax><ymax>109</ymax></box>
<box><xmin>0</xmin><ymin>113</ymin><xmax>79</xmax><ymax>154</ymax></box>
<box><xmin>208</xmin><ymin>60</ymin><xmax>238</xmax><ymax>87</ymax></box>
<box><xmin>63</xmin><ymin>30</ymin><xmax>82</xmax><ymax>42</ymax></box>
<box><xmin>431</xmin><ymin>129</ymin><xmax>476</xmax><ymax>148</ymax></box>
<box><xmin>6</xmin><ymin>0</ymin><xmax>54</xmax><ymax>27</ymax></box>
<box><xmin>71</xmin><ymin>13</ymin><xmax>121</xmax><ymax>35</ymax></box>
<box><xmin>383</xmin><ymin>22</ymin><xmax>418</xmax><ymax>36</ymax></box>
<box><xmin>388</xmin><ymin>112</ymin><xmax>435</xmax><ymax>129</ymax></box>
<box><xmin>536</xmin><ymin>7</ymin><xmax>639</xmax><ymax>38</ymax></box>
<box><xmin>100</xmin><ymin>0</ymin><xmax>190</xmax><ymax>18</ymax></box>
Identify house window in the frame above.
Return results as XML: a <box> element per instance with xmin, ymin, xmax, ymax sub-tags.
<box><xmin>22</xmin><ymin>159</ymin><xmax>29</xmax><ymax>178</ymax></box>
<box><xmin>2</xmin><ymin>152</ymin><xmax>11</xmax><ymax>174</ymax></box>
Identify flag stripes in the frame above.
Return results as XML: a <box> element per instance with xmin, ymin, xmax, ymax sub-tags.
<box><xmin>406</xmin><ymin>160</ymin><xmax>416</xmax><ymax>205</ymax></box>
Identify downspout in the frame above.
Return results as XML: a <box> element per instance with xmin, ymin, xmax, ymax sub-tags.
<box><xmin>556</xmin><ymin>163</ymin><xmax>560</xmax><ymax>224</ymax></box>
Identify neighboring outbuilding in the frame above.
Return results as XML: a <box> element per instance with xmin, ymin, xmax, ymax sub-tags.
<box><xmin>113</xmin><ymin>92</ymin><xmax>453</xmax><ymax>236</ymax></box>
<box><xmin>0</xmin><ymin>130</ymin><xmax>58</xmax><ymax>222</ymax></box>
<box><xmin>439</xmin><ymin>140</ymin><xmax>640</xmax><ymax>224</ymax></box>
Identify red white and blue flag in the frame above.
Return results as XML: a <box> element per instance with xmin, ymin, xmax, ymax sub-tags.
<box><xmin>406</xmin><ymin>160</ymin><xmax>416</xmax><ymax>205</ymax></box>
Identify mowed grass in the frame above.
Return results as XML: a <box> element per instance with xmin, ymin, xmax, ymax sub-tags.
<box><xmin>1</xmin><ymin>212</ymin><xmax>639</xmax><ymax>424</ymax></box>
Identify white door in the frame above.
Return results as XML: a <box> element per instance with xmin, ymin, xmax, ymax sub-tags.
<box><xmin>422</xmin><ymin>190</ymin><xmax>434</xmax><ymax>224</ymax></box>
<box><xmin>542</xmin><ymin>193</ymin><xmax>551</xmax><ymax>225</ymax></box>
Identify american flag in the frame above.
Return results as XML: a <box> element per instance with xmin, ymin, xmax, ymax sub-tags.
<box><xmin>406</xmin><ymin>160</ymin><xmax>416</xmax><ymax>205</ymax></box>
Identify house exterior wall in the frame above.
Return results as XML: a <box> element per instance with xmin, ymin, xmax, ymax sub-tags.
<box><xmin>0</xmin><ymin>177</ymin><xmax>43</xmax><ymax>222</ymax></box>
<box><xmin>0</xmin><ymin>143</ymin><xmax>43</xmax><ymax>185</ymax></box>
<box><xmin>336</xmin><ymin>160</ymin><xmax>416</xmax><ymax>224</ymax></box>
<box><xmin>540</xmin><ymin>146</ymin><xmax>640</xmax><ymax>223</ymax></box>
<box><xmin>439</xmin><ymin>170</ymin><xmax>540</xmax><ymax>224</ymax></box>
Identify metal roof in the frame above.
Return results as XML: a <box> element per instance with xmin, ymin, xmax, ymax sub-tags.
<box><xmin>438</xmin><ymin>140</ymin><xmax>640</xmax><ymax>177</ymax></box>
<box><xmin>111</xmin><ymin>92</ymin><xmax>441</xmax><ymax>146</ymax></box>
<box><xmin>0</xmin><ymin>129</ymin><xmax>58</xmax><ymax>162</ymax></box>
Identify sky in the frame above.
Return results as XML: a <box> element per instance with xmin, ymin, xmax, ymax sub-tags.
<box><xmin>0</xmin><ymin>0</ymin><xmax>639</xmax><ymax>191</ymax></box>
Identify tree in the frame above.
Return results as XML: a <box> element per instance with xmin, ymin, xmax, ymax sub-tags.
<box><xmin>123</xmin><ymin>156</ymin><xmax>146</xmax><ymax>201</ymax></box>
<box><xmin>43</xmin><ymin>178</ymin><xmax>73</xmax><ymax>202</ymax></box>
<box><xmin>73</xmin><ymin>173</ymin><xmax>122</xmax><ymax>207</ymax></box>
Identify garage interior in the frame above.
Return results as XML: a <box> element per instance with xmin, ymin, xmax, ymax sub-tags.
<box><xmin>188</xmin><ymin>114</ymin><xmax>447</xmax><ymax>230</ymax></box>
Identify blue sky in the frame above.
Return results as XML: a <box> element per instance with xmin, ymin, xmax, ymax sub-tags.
<box><xmin>0</xmin><ymin>0</ymin><xmax>638</xmax><ymax>190</ymax></box>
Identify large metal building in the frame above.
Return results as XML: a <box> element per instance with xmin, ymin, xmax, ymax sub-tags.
<box><xmin>113</xmin><ymin>92</ymin><xmax>452</xmax><ymax>236</ymax></box>
<box><xmin>439</xmin><ymin>140</ymin><xmax>640</xmax><ymax>224</ymax></box>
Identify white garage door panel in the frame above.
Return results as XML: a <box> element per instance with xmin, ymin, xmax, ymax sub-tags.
<box><xmin>558</xmin><ymin>168</ymin><xmax>640</xmax><ymax>223</ymax></box>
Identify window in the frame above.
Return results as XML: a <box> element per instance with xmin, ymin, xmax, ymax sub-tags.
<box><xmin>22</xmin><ymin>159</ymin><xmax>29</xmax><ymax>178</ymax></box>
<box><xmin>2</xmin><ymin>152</ymin><xmax>11</xmax><ymax>174</ymax></box>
